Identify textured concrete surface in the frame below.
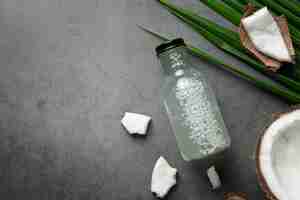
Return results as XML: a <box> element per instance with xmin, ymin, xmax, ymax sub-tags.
<box><xmin>0</xmin><ymin>0</ymin><xmax>290</xmax><ymax>199</ymax></box>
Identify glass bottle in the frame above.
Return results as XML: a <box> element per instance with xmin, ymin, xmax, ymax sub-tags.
<box><xmin>156</xmin><ymin>38</ymin><xmax>231</xmax><ymax>161</ymax></box>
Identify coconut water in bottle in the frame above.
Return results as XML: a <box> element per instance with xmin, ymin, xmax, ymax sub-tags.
<box><xmin>156</xmin><ymin>38</ymin><xmax>231</xmax><ymax>161</ymax></box>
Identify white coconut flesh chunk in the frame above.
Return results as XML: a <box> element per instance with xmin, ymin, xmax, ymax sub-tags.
<box><xmin>207</xmin><ymin>166</ymin><xmax>221</xmax><ymax>190</ymax></box>
<box><xmin>241</xmin><ymin>7</ymin><xmax>291</xmax><ymax>62</ymax></box>
<box><xmin>151</xmin><ymin>156</ymin><xmax>177</xmax><ymax>198</ymax></box>
<box><xmin>121</xmin><ymin>112</ymin><xmax>151</xmax><ymax>135</ymax></box>
<box><xmin>259</xmin><ymin>109</ymin><xmax>300</xmax><ymax>200</ymax></box>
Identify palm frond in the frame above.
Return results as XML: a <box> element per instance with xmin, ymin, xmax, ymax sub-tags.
<box><xmin>139</xmin><ymin>25</ymin><xmax>300</xmax><ymax>103</ymax></box>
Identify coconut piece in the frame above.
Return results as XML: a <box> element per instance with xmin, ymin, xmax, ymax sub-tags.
<box><xmin>239</xmin><ymin>5</ymin><xmax>294</xmax><ymax>71</ymax></box>
<box><xmin>207</xmin><ymin>166</ymin><xmax>221</xmax><ymax>190</ymax></box>
<box><xmin>241</xmin><ymin>7</ymin><xmax>291</xmax><ymax>62</ymax></box>
<box><xmin>121</xmin><ymin>112</ymin><xmax>151</xmax><ymax>135</ymax></box>
<box><xmin>239</xmin><ymin>5</ymin><xmax>281</xmax><ymax>71</ymax></box>
<box><xmin>256</xmin><ymin>109</ymin><xmax>300</xmax><ymax>200</ymax></box>
<box><xmin>151</xmin><ymin>156</ymin><xmax>177</xmax><ymax>198</ymax></box>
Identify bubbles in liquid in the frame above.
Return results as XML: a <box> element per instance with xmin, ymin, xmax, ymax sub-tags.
<box><xmin>175</xmin><ymin>76</ymin><xmax>226</xmax><ymax>155</ymax></box>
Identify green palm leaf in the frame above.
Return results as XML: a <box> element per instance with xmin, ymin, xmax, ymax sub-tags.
<box><xmin>197</xmin><ymin>0</ymin><xmax>300</xmax><ymax>45</ymax></box>
<box><xmin>158</xmin><ymin>0</ymin><xmax>241</xmax><ymax>50</ymax></box>
<box><xmin>222</xmin><ymin>0</ymin><xmax>245</xmax><ymax>13</ymax></box>
<box><xmin>197</xmin><ymin>0</ymin><xmax>242</xmax><ymax>25</ymax></box>
<box><xmin>274</xmin><ymin>0</ymin><xmax>300</xmax><ymax>14</ymax></box>
<box><xmin>171</xmin><ymin>12</ymin><xmax>300</xmax><ymax>93</ymax></box>
<box><xmin>157</xmin><ymin>0</ymin><xmax>300</xmax><ymax>80</ymax></box>
<box><xmin>139</xmin><ymin>25</ymin><xmax>300</xmax><ymax>103</ymax></box>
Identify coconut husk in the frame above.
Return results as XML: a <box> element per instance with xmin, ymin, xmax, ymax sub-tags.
<box><xmin>256</xmin><ymin>133</ymin><xmax>279</xmax><ymax>200</ymax></box>
<box><xmin>276</xmin><ymin>16</ymin><xmax>295</xmax><ymax>62</ymax></box>
<box><xmin>239</xmin><ymin>4</ymin><xmax>295</xmax><ymax>72</ymax></box>
<box><xmin>224</xmin><ymin>192</ymin><xmax>248</xmax><ymax>200</ymax></box>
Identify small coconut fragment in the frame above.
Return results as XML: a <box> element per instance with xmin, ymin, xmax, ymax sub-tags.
<box><xmin>151</xmin><ymin>156</ymin><xmax>177</xmax><ymax>198</ymax></box>
<box><xmin>121</xmin><ymin>112</ymin><xmax>151</xmax><ymax>135</ymax></box>
<box><xmin>207</xmin><ymin>166</ymin><xmax>221</xmax><ymax>190</ymax></box>
<box><xmin>241</xmin><ymin>7</ymin><xmax>292</xmax><ymax>63</ymax></box>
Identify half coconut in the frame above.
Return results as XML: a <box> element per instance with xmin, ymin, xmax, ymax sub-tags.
<box><xmin>256</xmin><ymin>109</ymin><xmax>300</xmax><ymax>200</ymax></box>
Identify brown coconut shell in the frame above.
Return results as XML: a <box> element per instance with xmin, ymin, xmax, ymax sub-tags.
<box><xmin>276</xmin><ymin>16</ymin><xmax>295</xmax><ymax>62</ymax></box>
<box><xmin>255</xmin><ymin>107</ymin><xmax>300</xmax><ymax>200</ymax></box>
<box><xmin>239</xmin><ymin>4</ymin><xmax>295</xmax><ymax>72</ymax></box>
<box><xmin>224</xmin><ymin>192</ymin><xmax>248</xmax><ymax>200</ymax></box>
<box><xmin>256</xmin><ymin>133</ymin><xmax>279</xmax><ymax>200</ymax></box>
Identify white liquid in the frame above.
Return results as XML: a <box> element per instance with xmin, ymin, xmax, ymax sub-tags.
<box><xmin>163</xmin><ymin>68</ymin><xmax>230</xmax><ymax>160</ymax></box>
<box><xmin>175</xmin><ymin>76</ymin><xmax>226</xmax><ymax>154</ymax></box>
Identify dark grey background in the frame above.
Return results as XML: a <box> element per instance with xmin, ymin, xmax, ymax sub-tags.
<box><xmin>0</xmin><ymin>0</ymin><xmax>290</xmax><ymax>199</ymax></box>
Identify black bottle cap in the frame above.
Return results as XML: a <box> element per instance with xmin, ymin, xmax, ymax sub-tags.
<box><xmin>155</xmin><ymin>38</ymin><xmax>186</xmax><ymax>56</ymax></box>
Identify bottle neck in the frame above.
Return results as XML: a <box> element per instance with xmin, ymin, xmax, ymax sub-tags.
<box><xmin>158</xmin><ymin>46</ymin><xmax>190</xmax><ymax>76</ymax></box>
